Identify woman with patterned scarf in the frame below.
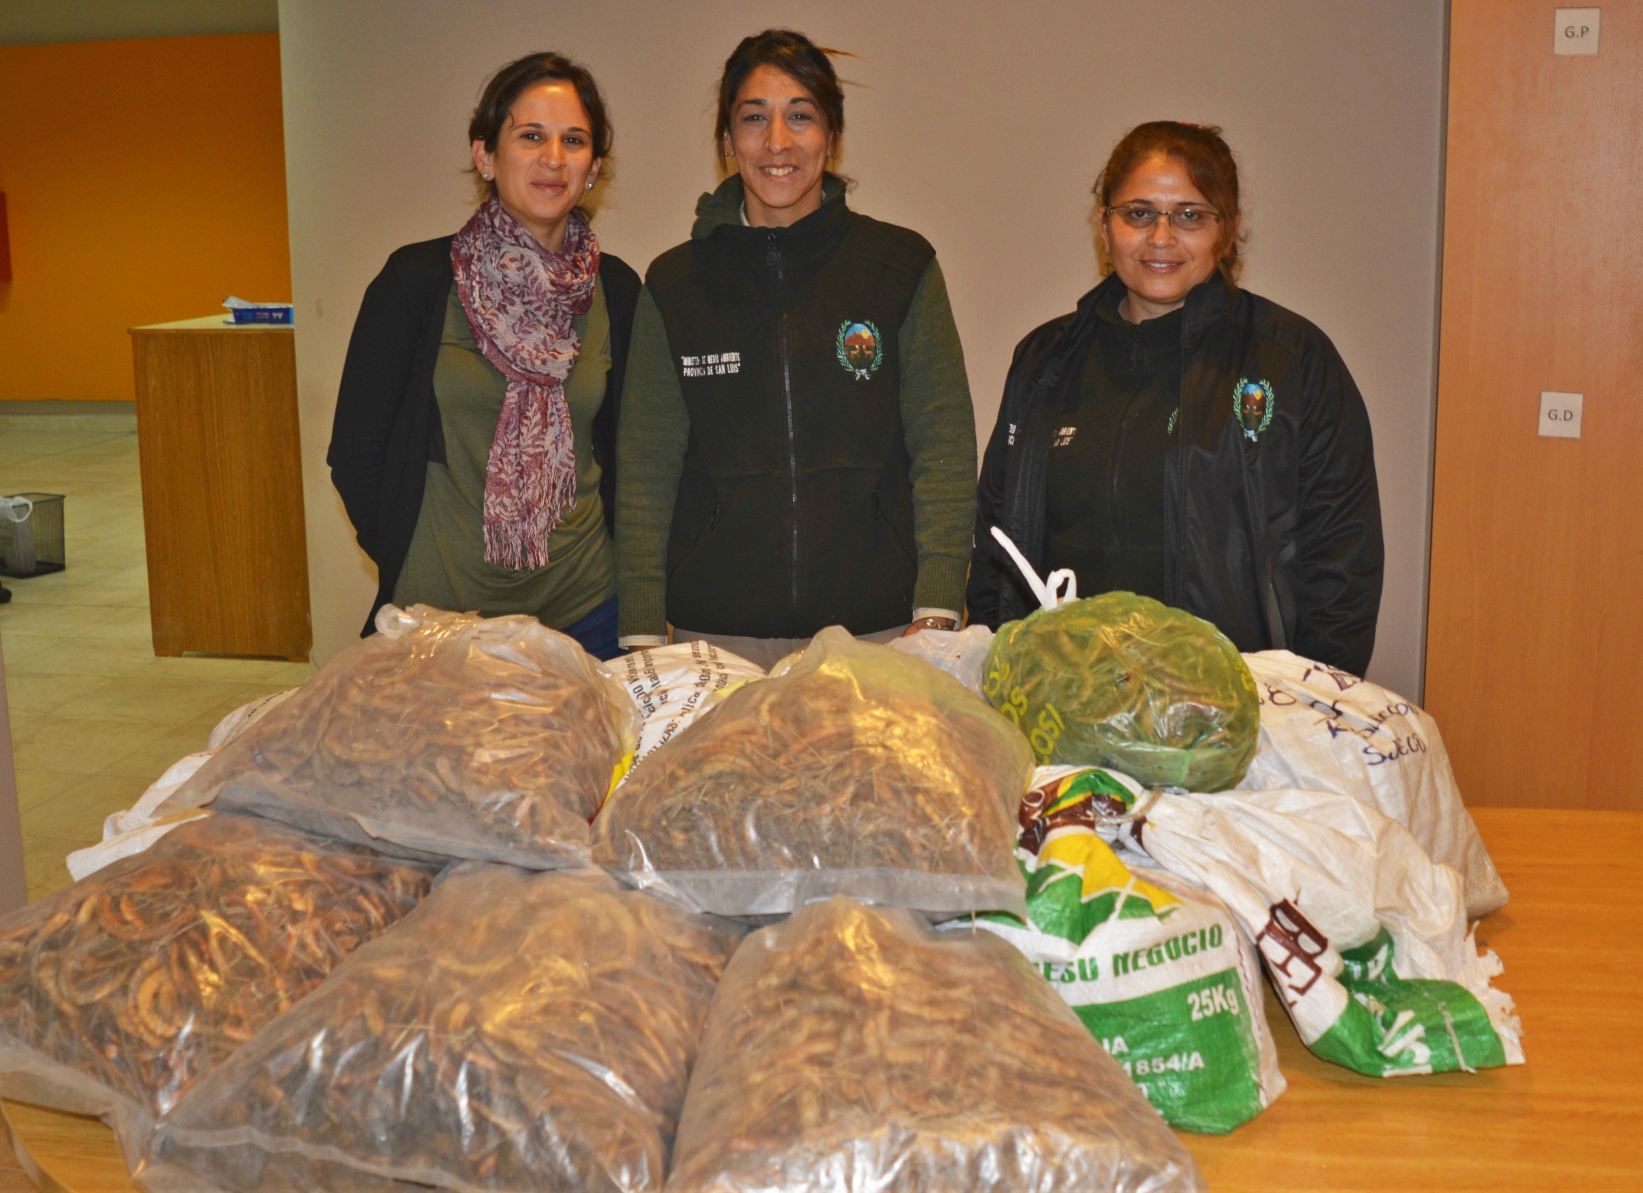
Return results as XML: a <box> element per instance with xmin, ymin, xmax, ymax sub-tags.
<box><xmin>328</xmin><ymin>53</ymin><xmax>640</xmax><ymax>659</ymax></box>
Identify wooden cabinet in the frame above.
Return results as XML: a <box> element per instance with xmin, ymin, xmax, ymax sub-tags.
<box><xmin>129</xmin><ymin>317</ymin><xmax>311</xmax><ymax>661</ymax></box>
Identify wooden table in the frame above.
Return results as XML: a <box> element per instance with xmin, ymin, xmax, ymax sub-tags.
<box><xmin>6</xmin><ymin>807</ymin><xmax>1641</xmax><ymax>1190</ymax></box>
<box><xmin>128</xmin><ymin>315</ymin><xmax>311</xmax><ymax>662</ymax></box>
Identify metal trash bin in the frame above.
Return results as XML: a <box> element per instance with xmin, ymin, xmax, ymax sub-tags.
<box><xmin>0</xmin><ymin>493</ymin><xmax>65</xmax><ymax>577</ymax></box>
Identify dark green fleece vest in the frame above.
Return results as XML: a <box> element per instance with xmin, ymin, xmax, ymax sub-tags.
<box><xmin>645</xmin><ymin>192</ymin><xmax>934</xmax><ymax>638</ymax></box>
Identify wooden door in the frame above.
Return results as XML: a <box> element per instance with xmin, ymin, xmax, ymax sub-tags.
<box><xmin>1426</xmin><ymin>2</ymin><xmax>1643</xmax><ymax>809</ymax></box>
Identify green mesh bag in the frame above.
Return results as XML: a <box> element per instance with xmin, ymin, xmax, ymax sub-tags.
<box><xmin>982</xmin><ymin>593</ymin><xmax>1259</xmax><ymax>791</ymax></box>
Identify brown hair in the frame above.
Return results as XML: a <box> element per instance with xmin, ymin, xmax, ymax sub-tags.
<box><xmin>468</xmin><ymin>52</ymin><xmax>613</xmax><ymax>196</ymax></box>
<box><xmin>1094</xmin><ymin>121</ymin><xmax>1244</xmax><ymax>286</ymax></box>
<box><xmin>714</xmin><ymin>29</ymin><xmax>846</xmax><ymax>159</ymax></box>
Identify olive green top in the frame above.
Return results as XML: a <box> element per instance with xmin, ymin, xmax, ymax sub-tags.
<box><xmin>393</xmin><ymin>278</ymin><xmax>615</xmax><ymax>628</ymax></box>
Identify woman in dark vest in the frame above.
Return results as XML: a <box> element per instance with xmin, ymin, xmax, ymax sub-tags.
<box><xmin>615</xmin><ymin>29</ymin><xmax>976</xmax><ymax>668</ymax></box>
<box><xmin>328</xmin><ymin>53</ymin><xmax>640</xmax><ymax>659</ymax></box>
<box><xmin>968</xmin><ymin>121</ymin><xmax>1383</xmax><ymax>675</ymax></box>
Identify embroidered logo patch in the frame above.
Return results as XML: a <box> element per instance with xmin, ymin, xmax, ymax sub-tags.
<box><xmin>680</xmin><ymin>352</ymin><xmax>740</xmax><ymax>378</ymax></box>
<box><xmin>1052</xmin><ymin>426</ymin><xmax>1077</xmax><ymax>447</ymax></box>
<box><xmin>836</xmin><ymin>320</ymin><xmax>883</xmax><ymax>380</ymax></box>
<box><xmin>1234</xmin><ymin>378</ymin><xmax>1275</xmax><ymax>441</ymax></box>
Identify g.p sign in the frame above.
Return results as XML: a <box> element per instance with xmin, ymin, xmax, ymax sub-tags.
<box><xmin>1553</xmin><ymin>8</ymin><xmax>1600</xmax><ymax>55</ymax></box>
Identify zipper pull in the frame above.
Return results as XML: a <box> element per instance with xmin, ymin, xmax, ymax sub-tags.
<box><xmin>765</xmin><ymin>230</ymin><xmax>780</xmax><ymax>269</ymax></box>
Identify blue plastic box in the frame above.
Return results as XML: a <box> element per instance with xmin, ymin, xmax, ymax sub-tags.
<box><xmin>230</xmin><ymin>305</ymin><xmax>295</xmax><ymax>325</ymax></box>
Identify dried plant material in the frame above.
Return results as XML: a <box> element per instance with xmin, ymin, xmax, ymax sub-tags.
<box><xmin>984</xmin><ymin>592</ymin><xmax>1260</xmax><ymax>791</ymax></box>
<box><xmin>149</xmin><ymin>866</ymin><xmax>744</xmax><ymax>1193</ymax></box>
<box><xmin>593</xmin><ymin>628</ymin><xmax>1032</xmax><ymax>917</ymax></box>
<box><xmin>669</xmin><ymin>897</ymin><xmax>1205</xmax><ymax>1193</ymax></box>
<box><xmin>162</xmin><ymin>605</ymin><xmax>641</xmax><ymax>869</ymax></box>
<box><xmin>0</xmin><ymin>814</ymin><xmax>436</xmax><ymax>1168</ymax></box>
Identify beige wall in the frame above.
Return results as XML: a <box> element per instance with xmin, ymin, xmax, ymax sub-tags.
<box><xmin>278</xmin><ymin>0</ymin><xmax>1446</xmax><ymax>698</ymax></box>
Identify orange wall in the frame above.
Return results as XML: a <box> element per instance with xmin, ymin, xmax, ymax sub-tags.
<box><xmin>0</xmin><ymin>33</ymin><xmax>290</xmax><ymax>402</ymax></box>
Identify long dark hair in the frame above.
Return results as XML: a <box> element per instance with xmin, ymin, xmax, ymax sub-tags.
<box><xmin>714</xmin><ymin>29</ymin><xmax>846</xmax><ymax>158</ymax></box>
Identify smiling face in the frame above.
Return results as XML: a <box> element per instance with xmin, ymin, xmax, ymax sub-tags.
<box><xmin>1099</xmin><ymin>154</ymin><xmax>1230</xmax><ymax>323</ymax></box>
<box><xmin>726</xmin><ymin>64</ymin><xmax>835</xmax><ymax>228</ymax></box>
<box><xmin>471</xmin><ymin>80</ymin><xmax>601</xmax><ymax>252</ymax></box>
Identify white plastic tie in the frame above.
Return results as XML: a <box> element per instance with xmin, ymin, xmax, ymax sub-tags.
<box><xmin>989</xmin><ymin>526</ymin><xmax>1078</xmax><ymax>610</ymax></box>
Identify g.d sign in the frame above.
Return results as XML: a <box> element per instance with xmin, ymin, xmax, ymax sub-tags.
<box><xmin>1539</xmin><ymin>391</ymin><xmax>1584</xmax><ymax>439</ymax></box>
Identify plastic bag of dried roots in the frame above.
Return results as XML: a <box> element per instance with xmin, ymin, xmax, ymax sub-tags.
<box><xmin>668</xmin><ymin>896</ymin><xmax>1205</xmax><ymax>1193</ymax></box>
<box><xmin>146</xmin><ymin>865</ymin><xmax>744</xmax><ymax>1193</ymax></box>
<box><xmin>592</xmin><ymin>627</ymin><xmax>1033</xmax><ymax>918</ymax></box>
<box><xmin>160</xmin><ymin>605</ymin><xmax>641</xmax><ymax>869</ymax></box>
<box><xmin>0</xmin><ymin>813</ymin><xmax>436</xmax><ymax>1171</ymax></box>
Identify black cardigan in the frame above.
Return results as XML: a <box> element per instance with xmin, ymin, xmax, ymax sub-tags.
<box><xmin>327</xmin><ymin>236</ymin><xmax>641</xmax><ymax>636</ymax></box>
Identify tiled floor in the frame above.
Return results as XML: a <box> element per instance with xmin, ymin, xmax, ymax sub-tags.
<box><xmin>1</xmin><ymin>424</ymin><xmax>313</xmax><ymax>901</ymax></box>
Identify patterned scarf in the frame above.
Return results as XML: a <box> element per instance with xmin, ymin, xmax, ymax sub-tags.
<box><xmin>450</xmin><ymin>195</ymin><xmax>600</xmax><ymax>571</ymax></box>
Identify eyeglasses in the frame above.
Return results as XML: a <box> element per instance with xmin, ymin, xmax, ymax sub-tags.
<box><xmin>1107</xmin><ymin>204</ymin><xmax>1222</xmax><ymax>235</ymax></box>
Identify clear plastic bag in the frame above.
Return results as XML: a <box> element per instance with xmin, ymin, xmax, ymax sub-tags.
<box><xmin>984</xmin><ymin>592</ymin><xmax>1260</xmax><ymax>791</ymax></box>
<box><xmin>67</xmin><ymin>752</ymin><xmax>215</xmax><ymax>881</ymax></box>
<box><xmin>147</xmin><ymin>866</ymin><xmax>744</xmax><ymax>1193</ymax></box>
<box><xmin>668</xmin><ymin>896</ymin><xmax>1204</xmax><ymax>1193</ymax></box>
<box><xmin>885</xmin><ymin>624</ymin><xmax>995</xmax><ymax>696</ymax></box>
<box><xmin>0</xmin><ymin>814</ymin><xmax>436</xmax><ymax>1172</ymax></box>
<box><xmin>612</xmin><ymin>640</ymin><xmax>765</xmax><ymax>775</ymax></box>
<box><xmin>160</xmin><ymin>605</ymin><xmax>641</xmax><ymax>869</ymax></box>
<box><xmin>207</xmin><ymin>688</ymin><xmax>299</xmax><ymax>750</ymax></box>
<box><xmin>592</xmin><ymin>627</ymin><xmax>1033</xmax><ymax>918</ymax></box>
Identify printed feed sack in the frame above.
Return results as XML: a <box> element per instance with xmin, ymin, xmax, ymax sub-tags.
<box><xmin>967</xmin><ymin>766</ymin><xmax>1283</xmax><ymax>1132</ymax></box>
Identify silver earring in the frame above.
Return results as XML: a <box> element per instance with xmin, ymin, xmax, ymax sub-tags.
<box><xmin>586</xmin><ymin>181</ymin><xmax>594</xmax><ymax>190</ymax></box>
<box><xmin>482</xmin><ymin>173</ymin><xmax>491</xmax><ymax>180</ymax></box>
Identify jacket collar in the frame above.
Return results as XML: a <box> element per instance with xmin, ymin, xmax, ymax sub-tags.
<box><xmin>1178</xmin><ymin>272</ymin><xmax>1239</xmax><ymax>352</ymax></box>
<box><xmin>1062</xmin><ymin>271</ymin><xmax>1236</xmax><ymax>354</ymax></box>
<box><xmin>691</xmin><ymin>174</ymin><xmax>849</xmax><ymax>266</ymax></box>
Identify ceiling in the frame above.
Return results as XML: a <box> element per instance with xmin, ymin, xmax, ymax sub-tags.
<box><xmin>0</xmin><ymin>0</ymin><xmax>277</xmax><ymax>46</ymax></box>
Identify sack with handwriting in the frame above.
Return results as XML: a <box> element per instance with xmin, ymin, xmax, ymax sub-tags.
<box><xmin>1238</xmin><ymin>650</ymin><xmax>1507</xmax><ymax>918</ymax></box>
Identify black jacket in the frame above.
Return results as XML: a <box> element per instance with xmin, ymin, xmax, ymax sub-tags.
<box><xmin>968</xmin><ymin>273</ymin><xmax>1383</xmax><ymax>675</ymax></box>
<box><xmin>327</xmin><ymin>236</ymin><xmax>640</xmax><ymax>636</ymax></box>
<box><xmin>645</xmin><ymin>187</ymin><xmax>934</xmax><ymax>637</ymax></box>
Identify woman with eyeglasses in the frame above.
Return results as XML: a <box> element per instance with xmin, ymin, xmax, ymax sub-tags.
<box><xmin>967</xmin><ymin>121</ymin><xmax>1383</xmax><ymax>675</ymax></box>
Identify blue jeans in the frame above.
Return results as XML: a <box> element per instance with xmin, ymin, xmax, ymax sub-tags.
<box><xmin>560</xmin><ymin>597</ymin><xmax>620</xmax><ymax>660</ymax></box>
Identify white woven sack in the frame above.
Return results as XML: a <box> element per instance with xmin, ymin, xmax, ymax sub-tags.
<box><xmin>612</xmin><ymin>640</ymin><xmax>765</xmax><ymax>775</ymax></box>
<box><xmin>1123</xmin><ymin>787</ymin><xmax>1523</xmax><ymax>1076</ymax></box>
<box><xmin>1238</xmin><ymin>650</ymin><xmax>1506</xmax><ymax>918</ymax></box>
